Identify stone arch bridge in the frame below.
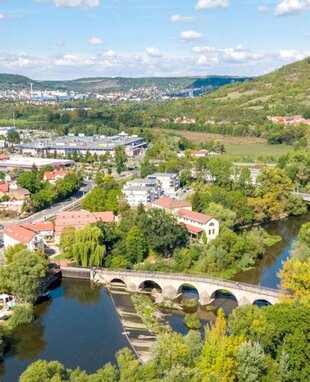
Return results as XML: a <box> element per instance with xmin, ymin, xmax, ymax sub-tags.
<box><xmin>90</xmin><ymin>269</ymin><xmax>280</xmax><ymax>306</ymax></box>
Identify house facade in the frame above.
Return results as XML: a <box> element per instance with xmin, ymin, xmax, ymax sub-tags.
<box><xmin>123</xmin><ymin>179</ymin><xmax>162</xmax><ymax>206</ymax></box>
<box><xmin>177</xmin><ymin>209</ymin><xmax>219</xmax><ymax>242</ymax></box>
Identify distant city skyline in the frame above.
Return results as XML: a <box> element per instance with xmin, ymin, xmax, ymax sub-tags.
<box><xmin>0</xmin><ymin>0</ymin><xmax>309</xmax><ymax>79</ymax></box>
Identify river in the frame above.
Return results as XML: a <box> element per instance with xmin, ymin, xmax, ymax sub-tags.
<box><xmin>233</xmin><ymin>211</ymin><xmax>310</xmax><ymax>288</ymax></box>
<box><xmin>1</xmin><ymin>212</ymin><xmax>309</xmax><ymax>381</ymax></box>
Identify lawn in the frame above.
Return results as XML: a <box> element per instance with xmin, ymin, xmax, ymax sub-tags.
<box><xmin>223</xmin><ymin>143</ymin><xmax>293</xmax><ymax>162</ymax></box>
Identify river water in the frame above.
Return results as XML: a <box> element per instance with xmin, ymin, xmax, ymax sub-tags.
<box><xmin>0</xmin><ymin>279</ymin><xmax>131</xmax><ymax>382</ymax></box>
<box><xmin>1</xmin><ymin>212</ymin><xmax>309</xmax><ymax>381</ymax></box>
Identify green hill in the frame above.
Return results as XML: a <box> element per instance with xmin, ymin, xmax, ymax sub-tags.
<box><xmin>150</xmin><ymin>57</ymin><xmax>310</xmax><ymax>143</ymax></box>
<box><xmin>0</xmin><ymin>73</ymin><xmax>251</xmax><ymax>93</ymax></box>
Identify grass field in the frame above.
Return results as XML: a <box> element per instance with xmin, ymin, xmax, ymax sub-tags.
<box><xmin>224</xmin><ymin>143</ymin><xmax>293</xmax><ymax>161</ymax></box>
<box><xmin>150</xmin><ymin>128</ymin><xmax>293</xmax><ymax>162</ymax></box>
<box><xmin>150</xmin><ymin>128</ymin><xmax>266</xmax><ymax>145</ymax></box>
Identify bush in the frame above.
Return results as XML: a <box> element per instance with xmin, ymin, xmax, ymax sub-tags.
<box><xmin>10</xmin><ymin>305</ymin><xmax>34</xmax><ymax>328</ymax></box>
<box><xmin>184</xmin><ymin>313</ymin><xmax>201</xmax><ymax>330</ymax></box>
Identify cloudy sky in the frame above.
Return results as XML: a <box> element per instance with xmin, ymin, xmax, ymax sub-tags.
<box><xmin>0</xmin><ymin>0</ymin><xmax>309</xmax><ymax>79</ymax></box>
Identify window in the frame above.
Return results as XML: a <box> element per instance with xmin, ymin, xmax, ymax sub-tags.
<box><xmin>212</xmin><ymin>229</ymin><xmax>215</xmax><ymax>234</ymax></box>
<box><xmin>208</xmin><ymin>230</ymin><xmax>211</xmax><ymax>235</ymax></box>
<box><xmin>209</xmin><ymin>222</ymin><xmax>215</xmax><ymax>227</ymax></box>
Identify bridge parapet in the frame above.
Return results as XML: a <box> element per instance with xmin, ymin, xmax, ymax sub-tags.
<box><xmin>93</xmin><ymin>268</ymin><xmax>280</xmax><ymax>305</ymax></box>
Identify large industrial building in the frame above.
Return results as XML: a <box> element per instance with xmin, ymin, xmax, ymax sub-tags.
<box><xmin>0</xmin><ymin>156</ymin><xmax>74</xmax><ymax>170</ymax></box>
<box><xmin>21</xmin><ymin>132</ymin><xmax>146</xmax><ymax>158</ymax></box>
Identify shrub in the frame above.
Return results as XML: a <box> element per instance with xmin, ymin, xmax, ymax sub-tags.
<box><xmin>184</xmin><ymin>313</ymin><xmax>201</xmax><ymax>330</ymax></box>
<box><xmin>10</xmin><ymin>305</ymin><xmax>34</xmax><ymax>328</ymax></box>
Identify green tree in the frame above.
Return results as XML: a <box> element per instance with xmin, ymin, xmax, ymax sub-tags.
<box><xmin>0</xmin><ymin>250</ymin><xmax>47</xmax><ymax>303</ymax></box>
<box><xmin>59</xmin><ymin>226</ymin><xmax>76</xmax><ymax>258</ymax></box>
<box><xmin>298</xmin><ymin>222</ymin><xmax>310</xmax><ymax>246</ymax></box>
<box><xmin>125</xmin><ymin>226</ymin><xmax>148</xmax><ymax>264</ymax></box>
<box><xmin>19</xmin><ymin>360</ymin><xmax>69</xmax><ymax>382</ymax></box>
<box><xmin>138</xmin><ymin>208</ymin><xmax>188</xmax><ymax>255</ymax></box>
<box><xmin>17</xmin><ymin>170</ymin><xmax>42</xmax><ymax>194</ymax></box>
<box><xmin>236</xmin><ymin>341</ymin><xmax>267</xmax><ymax>382</ymax></box>
<box><xmin>285</xmin><ymin>194</ymin><xmax>307</xmax><ymax>216</ymax></box>
<box><xmin>205</xmin><ymin>202</ymin><xmax>237</xmax><ymax>228</ymax></box>
<box><xmin>69</xmin><ymin>224</ymin><xmax>106</xmax><ymax>267</ymax></box>
<box><xmin>115</xmin><ymin>145</ymin><xmax>127</xmax><ymax>174</ymax></box>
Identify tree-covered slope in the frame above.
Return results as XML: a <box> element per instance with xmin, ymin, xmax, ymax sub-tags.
<box><xmin>149</xmin><ymin>58</ymin><xmax>310</xmax><ymax>142</ymax></box>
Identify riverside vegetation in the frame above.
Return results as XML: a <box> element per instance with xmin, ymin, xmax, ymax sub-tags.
<box><xmin>17</xmin><ymin>219</ymin><xmax>310</xmax><ymax>380</ymax></box>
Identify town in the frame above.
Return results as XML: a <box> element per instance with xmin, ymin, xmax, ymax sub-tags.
<box><xmin>0</xmin><ymin>1</ymin><xmax>309</xmax><ymax>381</ymax></box>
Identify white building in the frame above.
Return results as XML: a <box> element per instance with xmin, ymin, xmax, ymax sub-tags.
<box><xmin>147</xmin><ymin>173</ymin><xmax>180</xmax><ymax>196</ymax></box>
<box><xmin>3</xmin><ymin>223</ymin><xmax>44</xmax><ymax>251</ymax></box>
<box><xmin>123</xmin><ymin>179</ymin><xmax>162</xmax><ymax>206</ymax></box>
<box><xmin>177</xmin><ymin>209</ymin><xmax>219</xmax><ymax>242</ymax></box>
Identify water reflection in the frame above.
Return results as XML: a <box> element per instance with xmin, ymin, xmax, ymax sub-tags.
<box><xmin>0</xmin><ymin>279</ymin><xmax>130</xmax><ymax>382</ymax></box>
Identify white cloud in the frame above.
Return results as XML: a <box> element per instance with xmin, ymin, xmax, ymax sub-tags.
<box><xmin>89</xmin><ymin>36</ymin><xmax>103</xmax><ymax>45</ymax></box>
<box><xmin>170</xmin><ymin>14</ymin><xmax>194</xmax><ymax>23</ymax></box>
<box><xmin>55</xmin><ymin>54</ymin><xmax>94</xmax><ymax>66</ymax></box>
<box><xmin>38</xmin><ymin>0</ymin><xmax>100</xmax><ymax>8</ymax></box>
<box><xmin>278</xmin><ymin>49</ymin><xmax>307</xmax><ymax>60</ymax></box>
<box><xmin>258</xmin><ymin>5</ymin><xmax>268</xmax><ymax>12</ymax></box>
<box><xmin>275</xmin><ymin>0</ymin><xmax>310</xmax><ymax>16</ymax></box>
<box><xmin>194</xmin><ymin>45</ymin><xmax>264</xmax><ymax>64</ymax></box>
<box><xmin>0</xmin><ymin>13</ymin><xmax>4</xmax><ymax>21</ymax></box>
<box><xmin>146</xmin><ymin>47</ymin><xmax>162</xmax><ymax>57</ymax></box>
<box><xmin>181</xmin><ymin>30</ymin><xmax>204</xmax><ymax>41</ymax></box>
<box><xmin>195</xmin><ymin>0</ymin><xmax>230</xmax><ymax>10</ymax></box>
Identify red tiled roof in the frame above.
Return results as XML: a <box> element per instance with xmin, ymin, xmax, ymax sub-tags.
<box><xmin>22</xmin><ymin>221</ymin><xmax>54</xmax><ymax>233</ymax></box>
<box><xmin>152</xmin><ymin>196</ymin><xmax>191</xmax><ymax>210</ymax></box>
<box><xmin>55</xmin><ymin>211</ymin><xmax>114</xmax><ymax>236</ymax></box>
<box><xmin>3</xmin><ymin>223</ymin><xmax>37</xmax><ymax>243</ymax></box>
<box><xmin>184</xmin><ymin>223</ymin><xmax>204</xmax><ymax>234</ymax></box>
<box><xmin>0</xmin><ymin>183</ymin><xmax>9</xmax><ymax>193</ymax></box>
<box><xmin>0</xmin><ymin>154</ymin><xmax>9</xmax><ymax>160</ymax></box>
<box><xmin>44</xmin><ymin>170</ymin><xmax>72</xmax><ymax>181</ymax></box>
<box><xmin>177</xmin><ymin>209</ymin><xmax>213</xmax><ymax>224</ymax></box>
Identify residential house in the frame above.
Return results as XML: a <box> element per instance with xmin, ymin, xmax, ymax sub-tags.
<box><xmin>3</xmin><ymin>223</ymin><xmax>44</xmax><ymax>251</ymax></box>
<box><xmin>54</xmin><ymin>210</ymin><xmax>115</xmax><ymax>241</ymax></box>
<box><xmin>177</xmin><ymin>208</ymin><xmax>219</xmax><ymax>242</ymax></box>
<box><xmin>21</xmin><ymin>221</ymin><xmax>54</xmax><ymax>238</ymax></box>
<box><xmin>0</xmin><ymin>183</ymin><xmax>9</xmax><ymax>199</ymax></box>
<box><xmin>44</xmin><ymin>170</ymin><xmax>73</xmax><ymax>183</ymax></box>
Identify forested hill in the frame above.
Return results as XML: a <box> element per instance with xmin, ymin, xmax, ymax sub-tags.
<box><xmin>149</xmin><ymin>57</ymin><xmax>310</xmax><ymax>142</ymax></box>
<box><xmin>0</xmin><ymin>73</ymin><xmax>251</xmax><ymax>92</ymax></box>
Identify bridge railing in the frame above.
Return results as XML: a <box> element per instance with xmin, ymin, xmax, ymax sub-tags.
<box><xmin>92</xmin><ymin>267</ymin><xmax>280</xmax><ymax>297</ymax></box>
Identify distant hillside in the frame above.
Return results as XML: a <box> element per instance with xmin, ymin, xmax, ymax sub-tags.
<box><xmin>0</xmin><ymin>74</ymin><xmax>251</xmax><ymax>93</ymax></box>
<box><xmin>150</xmin><ymin>58</ymin><xmax>310</xmax><ymax>140</ymax></box>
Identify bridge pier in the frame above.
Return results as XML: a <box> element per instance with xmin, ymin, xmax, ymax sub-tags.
<box><xmin>162</xmin><ymin>285</ymin><xmax>178</xmax><ymax>300</ymax></box>
<box><xmin>199</xmin><ymin>291</ymin><xmax>213</xmax><ymax>306</ymax></box>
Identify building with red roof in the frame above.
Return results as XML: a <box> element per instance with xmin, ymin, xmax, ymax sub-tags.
<box><xmin>54</xmin><ymin>210</ymin><xmax>115</xmax><ymax>240</ymax></box>
<box><xmin>149</xmin><ymin>196</ymin><xmax>192</xmax><ymax>213</ymax></box>
<box><xmin>177</xmin><ymin>208</ymin><xmax>219</xmax><ymax>242</ymax></box>
<box><xmin>3</xmin><ymin>223</ymin><xmax>44</xmax><ymax>251</ymax></box>
<box><xmin>44</xmin><ymin>170</ymin><xmax>73</xmax><ymax>183</ymax></box>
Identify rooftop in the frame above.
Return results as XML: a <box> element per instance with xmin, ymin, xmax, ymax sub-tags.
<box><xmin>177</xmin><ymin>209</ymin><xmax>213</xmax><ymax>224</ymax></box>
<box><xmin>0</xmin><ymin>156</ymin><xmax>74</xmax><ymax>169</ymax></box>
<box><xmin>3</xmin><ymin>223</ymin><xmax>37</xmax><ymax>243</ymax></box>
<box><xmin>55</xmin><ymin>211</ymin><xmax>114</xmax><ymax>235</ymax></box>
<box><xmin>152</xmin><ymin>196</ymin><xmax>191</xmax><ymax>209</ymax></box>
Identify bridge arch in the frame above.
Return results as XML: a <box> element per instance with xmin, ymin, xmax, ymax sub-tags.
<box><xmin>252</xmin><ymin>299</ymin><xmax>272</xmax><ymax>307</ymax></box>
<box><xmin>139</xmin><ymin>280</ymin><xmax>162</xmax><ymax>292</ymax></box>
<box><xmin>210</xmin><ymin>288</ymin><xmax>239</xmax><ymax>312</ymax></box>
<box><xmin>110</xmin><ymin>278</ymin><xmax>127</xmax><ymax>286</ymax></box>
<box><xmin>178</xmin><ymin>283</ymin><xmax>200</xmax><ymax>299</ymax></box>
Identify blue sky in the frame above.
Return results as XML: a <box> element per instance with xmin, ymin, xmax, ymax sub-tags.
<box><xmin>0</xmin><ymin>0</ymin><xmax>309</xmax><ymax>79</ymax></box>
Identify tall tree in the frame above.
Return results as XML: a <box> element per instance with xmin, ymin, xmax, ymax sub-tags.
<box><xmin>125</xmin><ymin>226</ymin><xmax>148</xmax><ymax>264</ymax></box>
<box><xmin>115</xmin><ymin>145</ymin><xmax>127</xmax><ymax>174</ymax></box>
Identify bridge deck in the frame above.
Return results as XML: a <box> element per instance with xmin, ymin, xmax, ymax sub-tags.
<box><xmin>62</xmin><ymin>266</ymin><xmax>280</xmax><ymax>299</ymax></box>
